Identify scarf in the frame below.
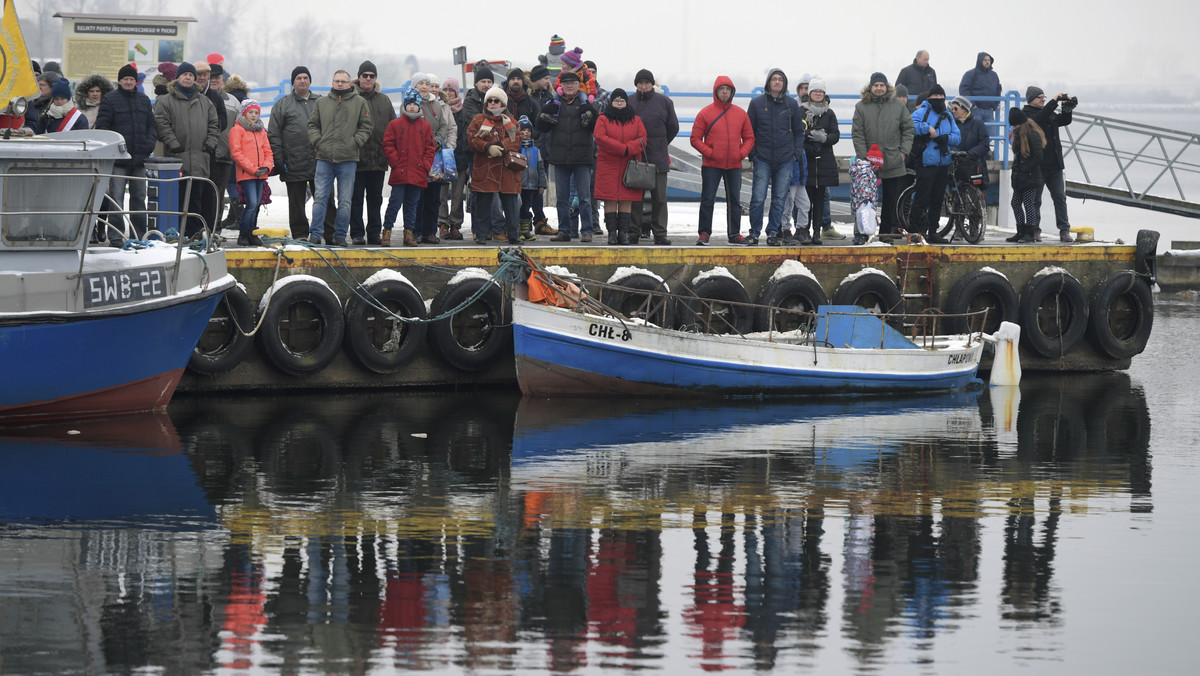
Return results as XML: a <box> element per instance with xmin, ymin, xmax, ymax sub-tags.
<box><xmin>445</xmin><ymin>92</ymin><xmax>463</xmax><ymax>114</ymax></box>
<box><xmin>48</xmin><ymin>101</ymin><xmax>73</xmax><ymax>118</ymax></box>
<box><xmin>176</xmin><ymin>84</ymin><xmax>196</xmax><ymax>99</ymax></box>
<box><xmin>237</xmin><ymin>114</ymin><xmax>263</xmax><ymax>132</ymax></box>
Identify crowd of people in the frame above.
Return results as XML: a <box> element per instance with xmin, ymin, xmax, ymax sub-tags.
<box><xmin>21</xmin><ymin>42</ymin><xmax>1076</xmax><ymax>248</ymax></box>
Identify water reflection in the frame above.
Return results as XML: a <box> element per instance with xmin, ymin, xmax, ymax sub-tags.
<box><xmin>0</xmin><ymin>373</ymin><xmax>1154</xmax><ymax>673</ymax></box>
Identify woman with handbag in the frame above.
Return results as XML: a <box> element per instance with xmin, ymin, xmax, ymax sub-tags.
<box><xmin>592</xmin><ymin>89</ymin><xmax>648</xmax><ymax>245</ymax></box>
<box><xmin>466</xmin><ymin>86</ymin><xmax>523</xmax><ymax>244</ymax></box>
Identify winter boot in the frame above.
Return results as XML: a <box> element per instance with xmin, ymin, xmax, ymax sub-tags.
<box><xmin>606</xmin><ymin>213</ymin><xmax>619</xmax><ymax>245</ymax></box>
<box><xmin>519</xmin><ymin>219</ymin><xmax>536</xmax><ymax>241</ymax></box>
<box><xmin>221</xmin><ymin>202</ymin><xmax>244</xmax><ymax>229</ymax></box>
<box><xmin>617</xmin><ymin>212</ymin><xmax>632</xmax><ymax>245</ymax></box>
<box><xmin>381</xmin><ymin>229</ymin><xmax>392</xmax><ymax>246</ymax></box>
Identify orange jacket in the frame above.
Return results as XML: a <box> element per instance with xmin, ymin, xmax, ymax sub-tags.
<box><xmin>229</xmin><ymin>121</ymin><xmax>275</xmax><ymax>183</ymax></box>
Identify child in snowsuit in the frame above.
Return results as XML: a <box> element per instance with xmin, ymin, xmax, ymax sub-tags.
<box><xmin>849</xmin><ymin>144</ymin><xmax>886</xmax><ymax>245</ymax></box>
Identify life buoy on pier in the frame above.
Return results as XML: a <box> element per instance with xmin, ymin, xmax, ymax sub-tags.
<box><xmin>343</xmin><ymin>279</ymin><xmax>428</xmax><ymax>374</ymax></box>
<box><xmin>427</xmin><ymin>276</ymin><xmax>512</xmax><ymax>372</ymax></box>
<box><xmin>942</xmin><ymin>269</ymin><xmax>1019</xmax><ymax>335</ymax></box>
<box><xmin>256</xmin><ymin>278</ymin><xmax>345</xmax><ymax>376</ymax></box>
<box><xmin>831</xmin><ymin>270</ymin><xmax>903</xmax><ymax>315</ymax></box>
<box><xmin>1018</xmin><ymin>269</ymin><xmax>1089</xmax><ymax>358</ymax></box>
<box><xmin>604</xmin><ymin>270</ymin><xmax>674</xmax><ymax>327</ymax></box>
<box><xmin>1087</xmin><ymin>270</ymin><xmax>1154</xmax><ymax>359</ymax></box>
<box><xmin>677</xmin><ymin>273</ymin><xmax>753</xmax><ymax>334</ymax></box>
<box><xmin>188</xmin><ymin>286</ymin><xmax>255</xmax><ymax>375</ymax></box>
<box><xmin>753</xmin><ymin>274</ymin><xmax>828</xmax><ymax>332</ymax></box>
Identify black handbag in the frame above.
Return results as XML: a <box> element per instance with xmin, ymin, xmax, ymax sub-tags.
<box><xmin>622</xmin><ymin>152</ymin><xmax>656</xmax><ymax>190</ymax></box>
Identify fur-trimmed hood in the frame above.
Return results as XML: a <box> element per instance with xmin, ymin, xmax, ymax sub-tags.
<box><xmin>860</xmin><ymin>84</ymin><xmax>897</xmax><ymax>103</ymax></box>
<box><xmin>224</xmin><ymin>74</ymin><xmax>250</xmax><ymax>95</ymax></box>
<box><xmin>75</xmin><ymin>73</ymin><xmax>115</xmax><ymax>108</ymax></box>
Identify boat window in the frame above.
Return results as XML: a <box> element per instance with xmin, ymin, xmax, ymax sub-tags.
<box><xmin>2</xmin><ymin>166</ymin><xmax>98</xmax><ymax>244</ymax></box>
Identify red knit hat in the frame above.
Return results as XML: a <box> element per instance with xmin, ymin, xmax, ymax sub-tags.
<box><xmin>867</xmin><ymin>144</ymin><xmax>884</xmax><ymax>169</ymax></box>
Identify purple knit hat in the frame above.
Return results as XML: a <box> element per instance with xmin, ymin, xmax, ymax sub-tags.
<box><xmin>158</xmin><ymin>61</ymin><xmax>178</xmax><ymax>81</ymax></box>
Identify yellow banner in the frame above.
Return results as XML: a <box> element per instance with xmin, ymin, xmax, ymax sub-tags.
<box><xmin>0</xmin><ymin>0</ymin><xmax>38</xmax><ymax>103</ymax></box>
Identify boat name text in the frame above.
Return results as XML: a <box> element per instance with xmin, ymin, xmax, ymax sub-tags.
<box><xmin>83</xmin><ymin>267</ymin><xmax>168</xmax><ymax>308</ymax></box>
<box><xmin>589</xmin><ymin>323</ymin><xmax>632</xmax><ymax>342</ymax></box>
<box><xmin>947</xmin><ymin>352</ymin><xmax>975</xmax><ymax>365</ymax></box>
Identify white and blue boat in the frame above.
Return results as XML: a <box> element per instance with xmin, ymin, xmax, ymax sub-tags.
<box><xmin>513</xmin><ymin>286</ymin><xmax>986</xmax><ymax>397</ymax></box>
<box><xmin>0</xmin><ymin>127</ymin><xmax>235</xmax><ymax>422</ymax></box>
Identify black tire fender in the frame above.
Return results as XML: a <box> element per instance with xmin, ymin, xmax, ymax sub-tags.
<box><xmin>343</xmin><ymin>279</ymin><xmax>428</xmax><ymax>374</ymax></box>
<box><xmin>427</xmin><ymin>276</ymin><xmax>512</xmax><ymax>372</ymax></box>
<box><xmin>256</xmin><ymin>278</ymin><xmax>345</xmax><ymax>376</ymax></box>
<box><xmin>1087</xmin><ymin>270</ymin><xmax>1154</xmax><ymax>359</ymax></box>
<box><xmin>188</xmin><ymin>285</ymin><xmax>255</xmax><ymax>375</ymax></box>
<box><xmin>678</xmin><ymin>273</ymin><xmax>753</xmax><ymax>334</ymax></box>
<box><xmin>832</xmin><ymin>270</ymin><xmax>904</xmax><ymax>315</ymax></box>
<box><xmin>753</xmin><ymin>274</ymin><xmax>827</xmax><ymax>332</ymax></box>
<box><xmin>604</xmin><ymin>270</ymin><xmax>674</xmax><ymax>327</ymax></box>
<box><xmin>942</xmin><ymin>269</ymin><xmax>1019</xmax><ymax>334</ymax></box>
<box><xmin>1018</xmin><ymin>269</ymin><xmax>1089</xmax><ymax>358</ymax></box>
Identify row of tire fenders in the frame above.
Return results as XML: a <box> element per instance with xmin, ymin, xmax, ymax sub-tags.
<box><xmin>186</xmin><ymin>263</ymin><xmax>1154</xmax><ymax>378</ymax></box>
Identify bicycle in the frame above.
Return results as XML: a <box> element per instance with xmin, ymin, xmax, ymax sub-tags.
<box><xmin>897</xmin><ymin>152</ymin><xmax>987</xmax><ymax>244</ymax></box>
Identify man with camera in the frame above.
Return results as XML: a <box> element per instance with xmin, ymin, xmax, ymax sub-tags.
<box><xmin>1023</xmin><ymin>87</ymin><xmax>1077</xmax><ymax>242</ymax></box>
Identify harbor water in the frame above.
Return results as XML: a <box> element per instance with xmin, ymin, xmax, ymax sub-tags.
<box><xmin>0</xmin><ymin>292</ymin><xmax>1197</xmax><ymax>674</ymax></box>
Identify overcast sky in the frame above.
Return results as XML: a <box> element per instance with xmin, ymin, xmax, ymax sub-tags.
<box><xmin>223</xmin><ymin>0</ymin><xmax>1198</xmax><ymax>90</ymax></box>
<box><xmin>47</xmin><ymin>0</ymin><xmax>1200</xmax><ymax>95</ymax></box>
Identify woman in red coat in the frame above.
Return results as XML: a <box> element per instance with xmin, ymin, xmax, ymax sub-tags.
<box><xmin>467</xmin><ymin>86</ymin><xmax>523</xmax><ymax>244</ymax></box>
<box><xmin>593</xmin><ymin>89</ymin><xmax>647</xmax><ymax>245</ymax></box>
<box><xmin>227</xmin><ymin>99</ymin><xmax>274</xmax><ymax>246</ymax></box>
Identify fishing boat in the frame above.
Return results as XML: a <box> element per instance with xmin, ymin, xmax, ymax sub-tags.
<box><xmin>511</xmin><ymin>257</ymin><xmax>987</xmax><ymax>397</ymax></box>
<box><xmin>0</xmin><ymin>126</ymin><xmax>235</xmax><ymax>422</ymax></box>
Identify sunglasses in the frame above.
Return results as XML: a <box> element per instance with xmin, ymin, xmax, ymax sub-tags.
<box><xmin>360</xmin><ymin>73</ymin><xmax>376</xmax><ymax>78</ymax></box>
<box><xmin>486</xmin><ymin>97</ymin><xmax>503</xmax><ymax>103</ymax></box>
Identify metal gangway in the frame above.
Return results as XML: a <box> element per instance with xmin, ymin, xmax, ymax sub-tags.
<box><xmin>1061</xmin><ymin>113</ymin><xmax>1200</xmax><ymax>218</ymax></box>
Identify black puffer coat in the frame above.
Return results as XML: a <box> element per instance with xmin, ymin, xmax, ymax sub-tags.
<box><xmin>95</xmin><ymin>86</ymin><xmax>157</xmax><ymax>166</ymax></box>
<box><xmin>802</xmin><ymin>102</ymin><xmax>840</xmax><ymax>187</ymax></box>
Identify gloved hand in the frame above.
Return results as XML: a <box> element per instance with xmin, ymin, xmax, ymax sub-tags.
<box><xmin>487</xmin><ymin>145</ymin><xmax>504</xmax><ymax>158</ymax></box>
<box><xmin>581</xmin><ymin>110</ymin><xmax>595</xmax><ymax>128</ymax></box>
<box><xmin>255</xmin><ymin>167</ymin><xmax>270</xmax><ymax>177</ymax></box>
<box><xmin>809</xmin><ymin>129</ymin><xmax>827</xmax><ymax>144</ymax></box>
<box><xmin>934</xmin><ymin>135</ymin><xmax>949</xmax><ymax>148</ymax></box>
<box><xmin>542</xmin><ymin>101</ymin><xmax>560</xmax><ymax>117</ymax></box>
<box><xmin>537</xmin><ymin>112</ymin><xmax>558</xmax><ymax>128</ymax></box>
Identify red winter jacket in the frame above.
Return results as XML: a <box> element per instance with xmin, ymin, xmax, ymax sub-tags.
<box><xmin>689</xmin><ymin>76</ymin><xmax>755</xmax><ymax>170</ymax></box>
<box><xmin>382</xmin><ymin>114</ymin><xmax>436</xmax><ymax>188</ymax></box>
<box><xmin>229</xmin><ymin>121</ymin><xmax>275</xmax><ymax>183</ymax></box>
<box><xmin>593</xmin><ymin>113</ymin><xmax>647</xmax><ymax>202</ymax></box>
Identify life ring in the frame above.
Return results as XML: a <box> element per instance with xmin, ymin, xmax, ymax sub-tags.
<box><xmin>604</xmin><ymin>270</ymin><xmax>674</xmax><ymax>327</ymax></box>
<box><xmin>942</xmin><ymin>269</ymin><xmax>1019</xmax><ymax>334</ymax></box>
<box><xmin>678</xmin><ymin>273</ymin><xmax>753</xmax><ymax>334</ymax></box>
<box><xmin>188</xmin><ymin>285</ymin><xmax>255</xmax><ymax>375</ymax></box>
<box><xmin>753</xmin><ymin>274</ymin><xmax>827</xmax><ymax>332</ymax></box>
<box><xmin>1018</xmin><ymin>269</ymin><xmax>1089</xmax><ymax>358</ymax></box>
<box><xmin>1087</xmin><ymin>270</ymin><xmax>1154</xmax><ymax>359</ymax></box>
<box><xmin>343</xmin><ymin>279</ymin><xmax>428</xmax><ymax>374</ymax></box>
<box><xmin>427</xmin><ymin>276</ymin><xmax>512</xmax><ymax>372</ymax></box>
<box><xmin>256</xmin><ymin>278</ymin><xmax>345</xmax><ymax>376</ymax></box>
<box><xmin>831</xmin><ymin>270</ymin><xmax>903</xmax><ymax>315</ymax></box>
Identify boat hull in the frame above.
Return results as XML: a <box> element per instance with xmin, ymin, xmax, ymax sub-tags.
<box><xmin>513</xmin><ymin>300</ymin><xmax>983</xmax><ymax>397</ymax></box>
<box><xmin>0</xmin><ymin>294</ymin><xmax>224</xmax><ymax>421</ymax></box>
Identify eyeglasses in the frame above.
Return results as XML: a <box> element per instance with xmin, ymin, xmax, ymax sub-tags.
<box><xmin>332</xmin><ymin>80</ymin><xmax>350</xmax><ymax>85</ymax></box>
<box><xmin>486</xmin><ymin>97</ymin><xmax>503</xmax><ymax>104</ymax></box>
<box><xmin>360</xmin><ymin>73</ymin><xmax>376</xmax><ymax>79</ymax></box>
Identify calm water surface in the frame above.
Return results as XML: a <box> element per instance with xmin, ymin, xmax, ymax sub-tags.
<box><xmin>1</xmin><ymin>297</ymin><xmax>1197</xmax><ymax>675</ymax></box>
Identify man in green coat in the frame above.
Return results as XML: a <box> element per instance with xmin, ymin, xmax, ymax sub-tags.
<box><xmin>852</xmin><ymin>72</ymin><xmax>914</xmax><ymax>235</ymax></box>
<box><xmin>306</xmin><ymin>69</ymin><xmax>373</xmax><ymax>246</ymax></box>
<box><xmin>154</xmin><ymin>61</ymin><xmax>220</xmax><ymax>237</ymax></box>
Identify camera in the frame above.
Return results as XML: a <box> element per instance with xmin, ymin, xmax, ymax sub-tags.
<box><xmin>1057</xmin><ymin>94</ymin><xmax>1078</xmax><ymax>105</ymax></box>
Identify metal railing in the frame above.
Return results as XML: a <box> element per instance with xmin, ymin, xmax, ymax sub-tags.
<box><xmin>1061</xmin><ymin>113</ymin><xmax>1200</xmax><ymax>218</ymax></box>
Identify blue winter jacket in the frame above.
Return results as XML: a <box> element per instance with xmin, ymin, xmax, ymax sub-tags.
<box><xmin>958</xmin><ymin>52</ymin><xmax>1001</xmax><ymax>111</ymax></box>
<box><xmin>747</xmin><ymin>68</ymin><xmax>805</xmax><ymax>165</ymax></box>
<box><xmin>912</xmin><ymin>101</ymin><xmax>960</xmax><ymax>168</ymax></box>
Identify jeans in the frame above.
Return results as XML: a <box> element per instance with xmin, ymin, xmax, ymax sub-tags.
<box><xmin>237</xmin><ymin>179</ymin><xmax>265</xmax><ymax>233</ymax></box>
<box><xmin>749</xmin><ymin>158</ymin><xmax>792</xmax><ymax>238</ymax></box>
<box><xmin>310</xmin><ymin>160</ymin><xmax>357</xmax><ymax>240</ymax></box>
<box><xmin>553</xmin><ymin>164</ymin><xmax>593</xmax><ymax>237</ymax></box>
<box><xmin>474</xmin><ymin>192</ymin><xmax>519</xmax><ymax>241</ymax></box>
<box><xmin>698</xmin><ymin>166</ymin><xmax>742</xmax><ymax>238</ymax></box>
<box><xmin>383</xmin><ymin>183</ymin><xmax>423</xmax><ymax>231</ymax></box>
<box><xmin>1036</xmin><ymin>166</ymin><xmax>1070</xmax><ymax>230</ymax></box>
<box><xmin>350</xmin><ymin>169</ymin><xmax>385</xmax><ymax>240</ymax></box>
<box><xmin>286</xmin><ymin>180</ymin><xmax>336</xmax><ymax>240</ymax></box>
<box><xmin>107</xmin><ymin>164</ymin><xmax>149</xmax><ymax>238</ymax></box>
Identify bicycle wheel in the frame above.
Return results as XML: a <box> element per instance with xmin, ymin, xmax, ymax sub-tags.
<box><xmin>955</xmin><ymin>185</ymin><xmax>987</xmax><ymax>244</ymax></box>
<box><xmin>935</xmin><ymin>191</ymin><xmax>955</xmax><ymax>239</ymax></box>
<box><xmin>896</xmin><ymin>183</ymin><xmax>916</xmax><ymax>231</ymax></box>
